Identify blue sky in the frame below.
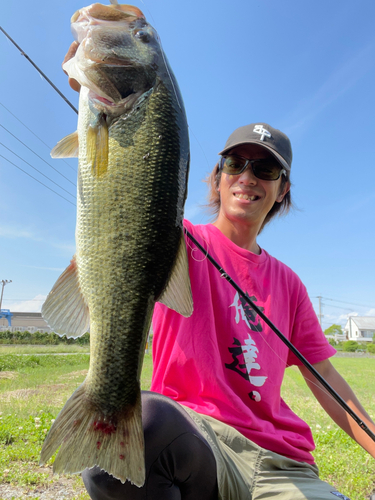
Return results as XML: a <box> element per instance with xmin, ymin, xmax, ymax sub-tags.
<box><xmin>1</xmin><ymin>0</ymin><xmax>375</xmax><ymax>330</ymax></box>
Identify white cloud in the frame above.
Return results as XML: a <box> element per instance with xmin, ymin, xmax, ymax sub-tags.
<box><xmin>20</xmin><ymin>265</ymin><xmax>65</xmax><ymax>272</ymax></box>
<box><xmin>338</xmin><ymin>312</ymin><xmax>358</xmax><ymax>321</ymax></box>
<box><xmin>0</xmin><ymin>225</ymin><xmax>36</xmax><ymax>240</ymax></box>
<box><xmin>284</xmin><ymin>40</ymin><xmax>375</xmax><ymax>135</ymax></box>
<box><xmin>184</xmin><ymin>203</ymin><xmax>203</xmax><ymax>221</ymax></box>
<box><xmin>0</xmin><ymin>224</ymin><xmax>75</xmax><ymax>254</ymax></box>
<box><xmin>7</xmin><ymin>294</ymin><xmax>46</xmax><ymax>313</ymax></box>
<box><xmin>366</xmin><ymin>308</ymin><xmax>375</xmax><ymax>316</ymax></box>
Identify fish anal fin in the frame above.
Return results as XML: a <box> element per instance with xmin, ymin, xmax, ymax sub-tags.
<box><xmin>51</xmin><ymin>131</ymin><xmax>79</xmax><ymax>158</ymax></box>
<box><xmin>157</xmin><ymin>232</ymin><xmax>193</xmax><ymax>317</ymax></box>
<box><xmin>87</xmin><ymin>120</ymin><xmax>108</xmax><ymax>177</ymax></box>
<box><xmin>41</xmin><ymin>255</ymin><xmax>90</xmax><ymax>338</ymax></box>
<box><xmin>40</xmin><ymin>384</ymin><xmax>145</xmax><ymax>486</ymax></box>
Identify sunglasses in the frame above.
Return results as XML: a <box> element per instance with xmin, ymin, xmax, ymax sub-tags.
<box><xmin>219</xmin><ymin>154</ymin><xmax>286</xmax><ymax>181</ymax></box>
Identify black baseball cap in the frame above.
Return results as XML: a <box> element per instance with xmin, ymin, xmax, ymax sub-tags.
<box><xmin>218</xmin><ymin>123</ymin><xmax>292</xmax><ymax>172</ymax></box>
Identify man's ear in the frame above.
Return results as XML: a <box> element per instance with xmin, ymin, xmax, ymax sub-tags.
<box><xmin>276</xmin><ymin>181</ymin><xmax>290</xmax><ymax>203</ymax></box>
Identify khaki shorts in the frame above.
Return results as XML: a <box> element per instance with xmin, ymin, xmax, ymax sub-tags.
<box><xmin>183</xmin><ymin>406</ymin><xmax>351</xmax><ymax>500</ymax></box>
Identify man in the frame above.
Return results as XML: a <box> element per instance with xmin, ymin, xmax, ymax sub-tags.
<box><xmin>81</xmin><ymin>122</ymin><xmax>375</xmax><ymax>500</ymax></box>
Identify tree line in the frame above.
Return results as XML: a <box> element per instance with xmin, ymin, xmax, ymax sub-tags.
<box><xmin>0</xmin><ymin>330</ymin><xmax>90</xmax><ymax>345</ymax></box>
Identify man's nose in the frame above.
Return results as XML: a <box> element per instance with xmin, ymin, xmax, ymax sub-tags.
<box><xmin>238</xmin><ymin>164</ymin><xmax>257</xmax><ymax>184</ymax></box>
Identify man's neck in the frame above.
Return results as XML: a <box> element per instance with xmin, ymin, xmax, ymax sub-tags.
<box><xmin>212</xmin><ymin>218</ymin><xmax>261</xmax><ymax>254</ymax></box>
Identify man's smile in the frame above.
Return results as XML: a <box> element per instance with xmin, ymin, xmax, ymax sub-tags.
<box><xmin>233</xmin><ymin>192</ymin><xmax>260</xmax><ymax>202</ymax></box>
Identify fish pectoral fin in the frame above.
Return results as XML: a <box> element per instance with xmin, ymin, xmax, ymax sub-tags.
<box><xmin>157</xmin><ymin>232</ymin><xmax>193</xmax><ymax>317</ymax></box>
<box><xmin>41</xmin><ymin>255</ymin><xmax>90</xmax><ymax>338</ymax></box>
<box><xmin>87</xmin><ymin>119</ymin><xmax>109</xmax><ymax>177</ymax></box>
<box><xmin>51</xmin><ymin>131</ymin><xmax>79</xmax><ymax>158</ymax></box>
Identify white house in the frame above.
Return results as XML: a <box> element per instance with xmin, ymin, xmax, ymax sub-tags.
<box><xmin>344</xmin><ymin>317</ymin><xmax>375</xmax><ymax>342</ymax></box>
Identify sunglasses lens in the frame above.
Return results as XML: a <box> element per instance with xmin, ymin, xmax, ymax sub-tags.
<box><xmin>252</xmin><ymin>160</ymin><xmax>283</xmax><ymax>180</ymax></box>
<box><xmin>221</xmin><ymin>156</ymin><xmax>248</xmax><ymax>175</ymax></box>
<box><xmin>221</xmin><ymin>155</ymin><xmax>284</xmax><ymax>180</ymax></box>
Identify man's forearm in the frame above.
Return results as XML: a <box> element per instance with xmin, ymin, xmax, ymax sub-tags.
<box><xmin>299</xmin><ymin>359</ymin><xmax>375</xmax><ymax>458</ymax></box>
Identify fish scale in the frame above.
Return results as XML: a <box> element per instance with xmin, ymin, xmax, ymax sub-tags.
<box><xmin>40</xmin><ymin>3</ymin><xmax>192</xmax><ymax>486</ymax></box>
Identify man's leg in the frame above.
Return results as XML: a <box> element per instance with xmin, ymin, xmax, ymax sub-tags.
<box><xmin>82</xmin><ymin>392</ymin><xmax>218</xmax><ymax>500</ymax></box>
<box><xmin>253</xmin><ymin>448</ymin><xmax>351</xmax><ymax>500</ymax></box>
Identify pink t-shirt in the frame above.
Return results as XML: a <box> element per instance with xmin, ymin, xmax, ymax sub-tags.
<box><xmin>151</xmin><ymin>221</ymin><xmax>336</xmax><ymax>464</ymax></box>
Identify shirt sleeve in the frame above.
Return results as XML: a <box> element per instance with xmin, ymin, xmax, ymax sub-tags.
<box><xmin>286</xmin><ymin>282</ymin><xmax>336</xmax><ymax>366</ymax></box>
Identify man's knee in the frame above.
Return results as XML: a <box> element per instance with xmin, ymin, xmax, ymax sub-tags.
<box><xmin>141</xmin><ymin>391</ymin><xmax>204</xmax><ymax>456</ymax></box>
<box><xmin>82</xmin><ymin>393</ymin><xmax>217</xmax><ymax>499</ymax></box>
<box><xmin>82</xmin><ymin>466</ymin><xmax>138</xmax><ymax>500</ymax></box>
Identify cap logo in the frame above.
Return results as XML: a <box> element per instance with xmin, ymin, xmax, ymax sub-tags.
<box><xmin>253</xmin><ymin>125</ymin><xmax>271</xmax><ymax>141</ymax></box>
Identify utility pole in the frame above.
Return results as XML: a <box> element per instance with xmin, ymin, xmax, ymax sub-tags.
<box><xmin>317</xmin><ymin>295</ymin><xmax>324</xmax><ymax>327</ymax></box>
<box><xmin>0</xmin><ymin>279</ymin><xmax>12</xmax><ymax>311</ymax></box>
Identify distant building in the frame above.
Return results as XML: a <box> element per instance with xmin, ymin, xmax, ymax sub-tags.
<box><xmin>0</xmin><ymin>309</ymin><xmax>13</xmax><ymax>326</ymax></box>
<box><xmin>0</xmin><ymin>312</ymin><xmax>51</xmax><ymax>333</ymax></box>
<box><xmin>344</xmin><ymin>316</ymin><xmax>375</xmax><ymax>342</ymax></box>
<box><xmin>324</xmin><ymin>333</ymin><xmax>347</xmax><ymax>343</ymax></box>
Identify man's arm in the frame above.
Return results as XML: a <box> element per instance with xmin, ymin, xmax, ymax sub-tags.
<box><xmin>299</xmin><ymin>358</ymin><xmax>375</xmax><ymax>458</ymax></box>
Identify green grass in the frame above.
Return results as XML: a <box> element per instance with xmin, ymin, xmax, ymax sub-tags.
<box><xmin>281</xmin><ymin>357</ymin><xmax>375</xmax><ymax>499</ymax></box>
<box><xmin>0</xmin><ymin>345</ymin><xmax>90</xmax><ymax>354</ymax></box>
<box><xmin>0</xmin><ymin>351</ymin><xmax>94</xmax><ymax>498</ymax></box>
<box><xmin>0</xmin><ymin>352</ymin><xmax>374</xmax><ymax>499</ymax></box>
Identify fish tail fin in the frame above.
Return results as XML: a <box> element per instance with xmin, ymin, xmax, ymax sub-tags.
<box><xmin>40</xmin><ymin>384</ymin><xmax>145</xmax><ymax>486</ymax></box>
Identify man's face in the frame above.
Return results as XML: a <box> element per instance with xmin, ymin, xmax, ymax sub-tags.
<box><xmin>216</xmin><ymin>144</ymin><xmax>290</xmax><ymax>231</ymax></box>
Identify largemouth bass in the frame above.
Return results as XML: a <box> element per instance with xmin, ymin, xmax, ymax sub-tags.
<box><xmin>41</xmin><ymin>2</ymin><xmax>192</xmax><ymax>486</ymax></box>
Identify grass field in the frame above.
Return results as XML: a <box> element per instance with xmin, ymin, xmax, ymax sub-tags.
<box><xmin>0</xmin><ymin>345</ymin><xmax>90</xmax><ymax>354</ymax></box>
<box><xmin>0</xmin><ymin>347</ymin><xmax>374</xmax><ymax>499</ymax></box>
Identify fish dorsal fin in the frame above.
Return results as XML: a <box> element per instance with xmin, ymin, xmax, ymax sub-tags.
<box><xmin>157</xmin><ymin>232</ymin><xmax>193</xmax><ymax>317</ymax></box>
<box><xmin>41</xmin><ymin>256</ymin><xmax>90</xmax><ymax>338</ymax></box>
<box><xmin>51</xmin><ymin>131</ymin><xmax>79</xmax><ymax>158</ymax></box>
<box><xmin>87</xmin><ymin>118</ymin><xmax>109</xmax><ymax>177</ymax></box>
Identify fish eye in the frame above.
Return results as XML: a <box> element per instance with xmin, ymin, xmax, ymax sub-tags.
<box><xmin>135</xmin><ymin>30</ymin><xmax>150</xmax><ymax>42</ymax></box>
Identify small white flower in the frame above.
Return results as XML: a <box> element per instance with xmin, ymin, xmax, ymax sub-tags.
<box><xmin>316</xmin><ymin>424</ymin><xmax>321</xmax><ymax>429</ymax></box>
<box><xmin>35</xmin><ymin>424</ymin><xmax>41</xmax><ymax>428</ymax></box>
<box><xmin>34</xmin><ymin>417</ymin><xmax>41</xmax><ymax>422</ymax></box>
<box><xmin>327</xmin><ymin>425</ymin><xmax>331</xmax><ymax>429</ymax></box>
<box><xmin>18</xmin><ymin>427</ymin><xmax>23</xmax><ymax>430</ymax></box>
<box><xmin>51</xmin><ymin>419</ymin><xmax>55</xmax><ymax>423</ymax></box>
<box><xmin>43</xmin><ymin>429</ymin><xmax>48</xmax><ymax>433</ymax></box>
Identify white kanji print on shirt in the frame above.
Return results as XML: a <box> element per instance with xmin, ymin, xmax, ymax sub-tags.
<box><xmin>226</xmin><ymin>292</ymin><xmax>267</xmax><ymax>401</ymax></box>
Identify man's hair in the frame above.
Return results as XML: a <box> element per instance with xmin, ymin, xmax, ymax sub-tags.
<box><xmin>205</xmin><ymin>163</ymin><xmax>292</xmax><ymax>234</ymax></box>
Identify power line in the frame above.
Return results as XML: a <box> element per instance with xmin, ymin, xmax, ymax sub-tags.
<box><xmin>0</xmin><ymin>101</ymin><xmax>77</xmax><ymax>173</ymax></box>
<box><xmin>0</xmin><ymin>154</ymin><xmax>75</xmax><ymax>206</ymax></box>
<box><xmin>0</xmin><ymin>26</ymin><xmax>78</xmax><ymax>115</ymax></box>
<box><xmin>0</xmin><ymin>123</ymin><xmax>75</xmax><ymax>187</ymax></box>
<box><xmin>322</xmin><ymin>296</ymin><xmax>374</xmax><ymax>309</ymax></box>
<box><xmin>322</xmin><ymin>304</ymin><xmax>357</xmax><ymax>311</ymax></box>
<box><xmin>0</xmin><ymin>142</ymin><xmax>76</xmax><ymax>199</ymax></box>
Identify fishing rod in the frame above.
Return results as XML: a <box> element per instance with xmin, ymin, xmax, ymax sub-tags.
<box><xmin>0</xmin><ymin>26</ymin><xmax>78</xmax><ymax>115</ymax></box>
<box><xmin>184</xmin><ymin>228</ymin><xmax>375</xmax><ymax>443</ymax></box>
<box><xmin>6</xmin><ymin>24</ymin><xmax>374</xmax><ymax>443</ymax></box>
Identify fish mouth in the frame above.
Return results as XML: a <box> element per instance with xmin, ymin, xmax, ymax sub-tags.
<box><xmin>65</xmin><ymin>4</ymin><xmax>158</xmax><ymax>104</ymax></box>
<box><xmin>71</xmin><ymin>3</ymin><xmax>145</xmax><ymax>25</ymax></box>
